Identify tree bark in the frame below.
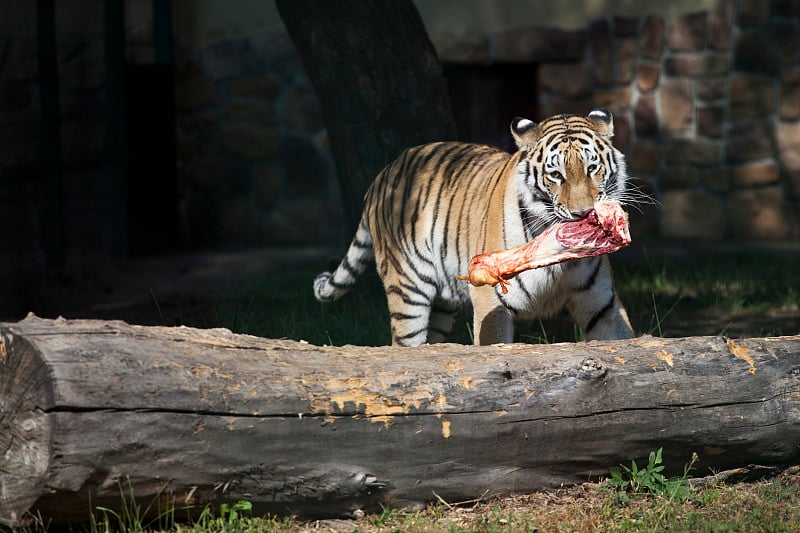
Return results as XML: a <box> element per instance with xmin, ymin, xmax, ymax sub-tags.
<box><xmin>2</xmin><ymin>315</ymin><xmax>800</xmax><ymax>526</ymax></box>
<box><xmin>275</xmin><ymin>0</ymin><xmax>456</xmax><ymax>233</ymax></box>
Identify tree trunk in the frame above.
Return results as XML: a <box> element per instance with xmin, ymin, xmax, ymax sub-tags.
<box><xmin>2</xmin><ymin>314</ymin><xmax>800</xmax><ymax>526</ymax></box>
<box><xmin>275</xmin><ymin>0</ymin><xmax>456</xmax><ymax>233</ymax></box>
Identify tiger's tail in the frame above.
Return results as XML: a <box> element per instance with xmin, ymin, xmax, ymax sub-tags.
<box><xmin>313</xmin><ymin>218</ymin><xmax>374</xmax><ymax>302</ymax></box>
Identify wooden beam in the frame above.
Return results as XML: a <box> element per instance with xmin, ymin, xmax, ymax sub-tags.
<box><xmin>2</xmin><ymin>314</ymin><xmax>800</xmax><ymax>525</ymax></box>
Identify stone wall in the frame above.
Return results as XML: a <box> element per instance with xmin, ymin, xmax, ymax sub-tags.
<box><xmin>2</xmin><ymin>0</ymin><xmax>799</xmax><ymax>295</ymax></box>
<box><xmin>633</xmin><ymin>1</ymin><xmax>799</xmax><ymax>240</ymax></box>
<box><xmin>172</xmin><ymin>32</ymin><xmax>344</xmax><ymax>247</ymax></box>
<box><xmin>437</xmin><ymin>0</ymin><xmax>800</xmax><ymax>241</ymax></box>
<box><xmin>173</xmin><ymin>0</ymin><xmax>800</xmax><ymax>246</ymax></box>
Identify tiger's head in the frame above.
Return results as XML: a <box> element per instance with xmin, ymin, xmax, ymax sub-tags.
<box><xmin>511</xmin><ymin>108</ymin><xmax>628</xmax><ymax>235</ymax></box>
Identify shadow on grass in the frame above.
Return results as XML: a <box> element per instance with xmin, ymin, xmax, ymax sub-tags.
<box><xmin>190</xmin><ymin>251</ymin><xmax>800</xmax><ymax>346</ymax></box>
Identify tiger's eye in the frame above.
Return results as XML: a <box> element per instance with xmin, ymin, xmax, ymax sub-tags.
<box><xmin>587</xmin><ymin>164</ymin><xmax>597</xmax><ymax>175</ymax></box>
<box><xmin>551</xmin><ymin>171</ymin><xmax>564</xmax><ymax>183</ymax></box>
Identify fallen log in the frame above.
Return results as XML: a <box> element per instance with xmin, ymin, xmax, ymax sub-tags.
<box><xmin>2</xmin><ymin>314</ymin><xmax>800</xmax><ymax>525</ymax></box>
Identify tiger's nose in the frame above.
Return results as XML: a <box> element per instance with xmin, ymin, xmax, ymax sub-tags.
<box><xmin>570</xmin><ymin>207</ymin><xmax>593</xmax><ymax>219</ymax></box>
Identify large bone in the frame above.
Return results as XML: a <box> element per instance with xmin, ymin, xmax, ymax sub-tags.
<box><xmin>458</xmin><ymin>201</ymin><xmax>631</xmax><ymax>294</ymax></box>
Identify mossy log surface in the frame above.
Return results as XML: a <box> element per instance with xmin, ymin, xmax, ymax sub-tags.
<box><xmin>2</xmin><ymin>314</ymin><xmax>800</xmax><ymax>525</ymax></box>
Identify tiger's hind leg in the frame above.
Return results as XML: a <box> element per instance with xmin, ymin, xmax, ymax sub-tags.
<box><xmin>426</xmin><ymin>300</ymin><xmax>458</xmax><ymax>343</ymax></box>
<box><xmin>385</xmin><ymin>284</ymin><xmax>434</xmax><ymax>346</ymax></box>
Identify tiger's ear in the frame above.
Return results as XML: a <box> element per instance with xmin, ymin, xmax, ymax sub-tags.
<box><xmin>510</xmin><ymin>117</ymin><xmax>540</xmax><ymax>150</ymax></box>
<box><xmin>586</xmin><ymin>108</ymin><xmax>614</xmax><ymax>138</ymax></box>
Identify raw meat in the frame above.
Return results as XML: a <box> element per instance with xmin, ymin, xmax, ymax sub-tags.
<box><xmin>458</xmin><ymin>200</ymin><xmax>631</xmax><ymax>294</ymax></box>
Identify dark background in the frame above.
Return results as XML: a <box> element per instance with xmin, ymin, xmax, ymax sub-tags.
<box><xmin>1</xmin><ymin>0</ymin><xmax>799</xmax><ymax>324</ymax></box>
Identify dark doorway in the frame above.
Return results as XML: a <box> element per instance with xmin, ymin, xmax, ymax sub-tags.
<box><xmin>443</xmin><ymin>63</ymin><xmax>538</xmax><ymax>153</ymax></box>
<box><xmin>125</xmin><ymin>63</ymin><xmax>179</xmax><ymax>255</ymax></box>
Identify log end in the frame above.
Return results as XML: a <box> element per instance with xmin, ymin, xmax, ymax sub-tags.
<box><xmin>0</xmin><ymin>328</ymin><xmax>54</xmax><ymax>527</ymax></box>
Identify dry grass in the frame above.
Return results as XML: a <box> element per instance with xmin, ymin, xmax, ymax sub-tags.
<box><xmin>14</xmin><ymin>471</ymin><xmax>799</xmax><ymax>532</ymax></box>
<box><xmin>290</xmin><ymin>467</ymin><xmax>800</xmax><ymax>532</ymax></box>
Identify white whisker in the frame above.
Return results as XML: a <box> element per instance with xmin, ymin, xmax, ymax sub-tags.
<box><xmin>606</xmin><ymin>180</ymin><xmax>659</xmax><ymax>213</ymax></box>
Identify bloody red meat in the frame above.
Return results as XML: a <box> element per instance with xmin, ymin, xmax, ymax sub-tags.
<box><xmin>458</xmin><ymin>200</ymin><xmax>631</xmax><ymax>294</ymax></box>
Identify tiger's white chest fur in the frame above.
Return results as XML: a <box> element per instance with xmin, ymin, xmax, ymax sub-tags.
<box><xmin>433</xmin><ymin>180</ymin><xmax>598</xmax><ymax>322</ymax></box>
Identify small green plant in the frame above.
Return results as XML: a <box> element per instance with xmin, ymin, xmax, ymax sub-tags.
<box><xmin>194</xmin><ymin>500</ymin><xmax>285</xmax><ymax>533</ymax></box>
<box><xmin>220</xmin><ymin>500</ymin><xmax>253</xmax><ymax>522</ymax></box>
<box><xmin>608</xmin><ymin>448</ymin><xmax>698</xmax><ymax>502</ymax></box>
<box><xmin>607</xmin><ymin>448</ymin><xmax>701</xmax><ymax>526</ymax></box>
<box><xmin>609</xmin><ymin>448</ymin><xmax>666</xmax><ymax>494</ymax></box>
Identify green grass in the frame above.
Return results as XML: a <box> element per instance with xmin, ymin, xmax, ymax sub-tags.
<box><xmin>616</xmin><ymin>251</ymin><xmax>800</xmax><ymax>338</ymax></box>
<box><xmin>191</xmin><ymin>251</ymin><xmax>800</xmax><ymax>345</ymax></box>
<box><xmin>204</xmin><ymin>269</ymin><xmax>396</xmax><ymax>346</ymax></box>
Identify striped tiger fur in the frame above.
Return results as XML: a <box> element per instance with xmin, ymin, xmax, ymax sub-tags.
<box><xmin>314</xmin><ymin>108</ymin><xmax>634</xmax><ymax>346</ymax></box>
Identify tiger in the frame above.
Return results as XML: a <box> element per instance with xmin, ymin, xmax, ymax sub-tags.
<box><xmin>313</xmin><ymin>108</ymin><xmax>634</xmax><ymax>346</ymax></box>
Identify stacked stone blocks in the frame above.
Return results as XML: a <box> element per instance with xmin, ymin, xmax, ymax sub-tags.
<box><xmin>173</xmin><ymin>36</ymin><xmax>343</xmax><ymax>247</ymax></box>
<box><xmin>532</xmin><ymin>0</ymin><xmax>800</xmax><ymax>240</ymax></box>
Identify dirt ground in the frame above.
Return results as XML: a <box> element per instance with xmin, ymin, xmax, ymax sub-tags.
<box><xmin>4</xmin><ymin>247</ymin><xmax>327</xmax><ymax>327</ymax></box>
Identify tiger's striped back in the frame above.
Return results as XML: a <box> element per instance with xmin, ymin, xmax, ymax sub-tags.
<box><xmin>365</xmin><ymin>143</ymin><xmax>511</xmax><ymax>306</ymax></box>
<box><xmin>314</xmin><ymin>109</ymin><xmax>634</xmax><ymax>346</ymax></box>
